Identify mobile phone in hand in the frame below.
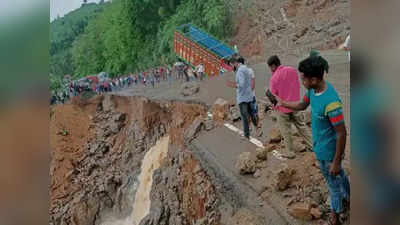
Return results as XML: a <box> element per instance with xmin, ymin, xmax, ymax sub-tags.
<box><xmin>266</xmin><ymin>89</ymin><xmax>278</xmax><ymax>106</ymax></box>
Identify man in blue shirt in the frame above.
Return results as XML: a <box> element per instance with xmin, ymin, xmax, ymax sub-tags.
<box><xmin>226</xmin><ymin>56</ymin><xmax>257</xmax><ymax>139</ymax></box>
<box><xmin>278</xmin><ymin>56</ymin><xmax>350</xmax><ymax>225</ymax></box>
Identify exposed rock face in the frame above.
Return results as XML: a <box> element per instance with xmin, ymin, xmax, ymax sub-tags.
<box><xmin>232</xmin><ymin>0</ymin><xmax>350</xmax><ymax>64</ymax></box>
<box><xmin>236</xmin><ymin>152</ymin><xmax>256</xmax><ymax>175</ymax></box>
<box><xmin>181</xmin><ymin>82</ymin><xmax>200</xmax><ymax>96</ymax></box>
<box><xmin>50</xmin><ymin>95</ymin><xmax>218</xmax><ymax>225</ymax></box>
<box><xmin>145</xmin><ymin>149</ymin><xmax>221</xmax><ymax>225</ymax></box>
<box><xmin>211</xmin><ymin>98</ymin><xmax>229</xmax><ymax>123</ymax></box>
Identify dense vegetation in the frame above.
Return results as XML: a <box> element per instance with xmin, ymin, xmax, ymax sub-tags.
<box><xmin>50</xmin><ymin>2</ymin><xmax>107</xmax><ymax>80</ymax></box>
<box><xmin>50</xmin><ymin>0</ymin><xmax>236</xmax><ymax>91</ymax></box>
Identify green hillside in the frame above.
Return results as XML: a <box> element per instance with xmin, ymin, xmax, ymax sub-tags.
<box><xmin>50</xmin><ymin>0</ymin><xmax>236</xmax><ymax>91</ymax></box>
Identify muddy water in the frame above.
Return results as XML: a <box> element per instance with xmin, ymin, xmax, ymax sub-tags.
<box><xmin>101</xmin><ymin>136</ymin><xmax>170</xmax><ymax>225</ymax></box>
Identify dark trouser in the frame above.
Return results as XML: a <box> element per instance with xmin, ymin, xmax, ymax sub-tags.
<box><xmin>184</xmin><ymin>72</ymin><xmax>189</xmax><ymax>82</ymax></box>
<box><xmin>239</xmin><ymin>102</ymin><xmax>258</xmax><ymax>138</ymax></box>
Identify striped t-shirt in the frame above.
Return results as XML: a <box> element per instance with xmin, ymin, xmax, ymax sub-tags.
<box><xmin>303</xmin><ymin>82</ymin><xmax>345</xmax><ymax>161</ymax></box>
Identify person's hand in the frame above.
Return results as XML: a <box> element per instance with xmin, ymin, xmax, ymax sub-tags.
<box><xmin>275</xmin><ymin>95</ymin><xmax>284</xmax><ymax>106</ymax></box>
<box><xmin>329</xmin><ymin>161</ymin><xmax>341</xmax><ymax>176</ymax></box>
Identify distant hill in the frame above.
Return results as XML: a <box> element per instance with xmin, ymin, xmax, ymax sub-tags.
<box><xmin>50</xmin><ymin>2</ymin><xmax>108</xmax><ymax>78</ymax></box>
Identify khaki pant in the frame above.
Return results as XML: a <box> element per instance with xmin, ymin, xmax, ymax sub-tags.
<box><xmin>276</xmin><ymin>111</ymin><xmax>312</xmax><ymax>152</ymax></box>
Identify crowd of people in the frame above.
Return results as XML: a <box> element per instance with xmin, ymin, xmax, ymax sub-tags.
<box><xmin>50</xmin><ymin>61</ymin><xmax>213</xmax><ymax>105</ymax></box>
<box><xmin>226</xmin><ymin>53</ymin><xmax>349</xmax><ymax>225</ymax></box>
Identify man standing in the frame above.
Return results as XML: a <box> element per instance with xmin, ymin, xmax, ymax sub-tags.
<box><xmin>226</xmin><ymin>56</ymin><xmax>257</xmax><ymax>139</ymax></box>
<box><xmin>196</xmin><ymin>63</ymin><xmax>205</xmax><ymax>81</ymax></box>
<box><xmin>267</xmin><ymin>55</ymin><xmax>312</xmax><ymax>159</ymax></box>
<box><xmin>278</xmin><ymin>56</ymin><xmax>350</xmax><ymax>225</ymax></box>
<box><xmin>249</xmin><ymin>67</ymin><xmax>263</xmax><ymax>137</ymax></box>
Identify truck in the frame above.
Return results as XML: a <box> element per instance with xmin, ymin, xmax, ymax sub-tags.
<box><xmin>174</xmin><ymin>24</ymin><xmax>235</xmax><ymax>77</ymax></box>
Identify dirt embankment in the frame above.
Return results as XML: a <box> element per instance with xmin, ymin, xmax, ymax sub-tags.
<box><xmin>231</xmin><ymin>0</ymin><xmax>350</xmax><ymax>64</ymax></box>
<box><xmin>50</xmin><ymin>95</ymin><xmax>220</xmax><ymax>225</ymax></box>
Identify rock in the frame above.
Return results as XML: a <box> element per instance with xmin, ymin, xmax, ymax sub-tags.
<box><xmin>174</xmin><ymin>116</ymin><xmax>184</xmax><ymax>128</ymax></box>
<box><xmin>184</xmin><ymin>116</ymin><xmax>203</xmax><ymax>142</ymax></box>
<box><xmin>310</xmin><ymin>207</ymin><xmax>323</xmax><ymax>219</ymax></box>
<box><xmin>204</xmin><ymin>118</ymin><xmax>215</xmax><ymax>131</ymax></box>
<box><xmin>255</xmin><ymin>148</ymin><xmax>268</xmax><ymax>160</ymax></box>
<box><xmin>275</xmin><ymin>166</ymin><xmax>296</xmax><ymax>191</ymax></box>
<box><xmin>295</xmin><ymin>27</ymin><xmax>309</xmax><ymax>39</ymax></box>
<box><xmin>229</xmin><ymin>106</ymin><xmax>241</xmax><ymax>122</ymax></box>
<box><xmin>253</xmin><ymin>169</ymin><xmax>262</xmax><ymax>178</ymax></box>
<box><xmin>180</xmin><ymin>81</ymin><xmax>200</xmax><ymax>96</ymax></box>
<box><xmin>269</xmin><ymin>128</ymin><xmax>282</xmax><ymax>143</ymax></box>
<box><xmin>232</xmin><ymin>208</ymin><xmax>265</xmax><ymax>225</ymax></box>
<box><xmin>288</xmin><ymin>202</ymin><xmax>312</xmax><ymax>221</ymax></box>
<box><xmin>236</xmin><ymin>152</ymin><xmax>256</xmax><ymax>175</ymax></box>
<box><xmin>310</xmin><ymin>191</ymin><xmax>324</xmax><ymax>204</ymax></box>
<box><xmin>212</xmin><ymin>98</ymin><xmax>229</xmax><ymax>123</ymax></box>
<box><xmin>293</xmin><ymin>139</ymin><xmax>307</xmax><ymax>153</ymax></box>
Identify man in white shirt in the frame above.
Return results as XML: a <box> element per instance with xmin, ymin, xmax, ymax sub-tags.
<box><xmin>249</xmin><ymin>67</ymin><xmax>263</xmax><ymax>137</ymax></box>
<box><xmin>196</xmin><ymin>63</ymin><xmax>205</xmax><ymax>81</ymax></box>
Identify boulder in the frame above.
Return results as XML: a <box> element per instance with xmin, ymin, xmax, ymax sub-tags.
<box><xmin>288</xmin><ymin>202</ymin><xmax>312</xmax><ymax>221</ymax></box>
<box><xmin>293</xmin><ymin>139</ymin><xmax>307</xmax><ymax>153</ymax></box>
<box><xmin>310</xmin><ymin>207</ymin><xmax>323</xmax><ymax>219</ymax></box>
<box><xmin>212</xmin><ymin>98</ymin><xmax>229</xmax><ymax>123</ymax></box>
<box><xmin>181</xmin><ymin>81</ymin><xmax>200</xmax><ymax>96</ymax></box>
<box><xmin>203</xmin><ymin>118</ymin><xmax>215</xmax><ymax>131</ymax></box>
<box><xmin>229</xmin><ymin>106</ymin><xmax>241</xmax><ymax>122</ymax></box>
<box><xmin>255</xmin><ymin>148</ymin><xmax>268</xmax><ymax>160</ymax></box>
<box><xmin>253</xmin><ymin>169</ymin><xmax>262</xmax><ymax>178</ymax></box>
<box><xmin>269</xmin><ymin>127</ymin><xmax>282</xmax><ymax>143</ymax></box>
<box><xmin>275</xmin><ymin>166</ymin><xmax>296</xmax><ymax>191</ymax></box>
<box><xmin>236</xmin><ymin>152</ymin><xmax>256</xmax><ymax>175</ymax></box>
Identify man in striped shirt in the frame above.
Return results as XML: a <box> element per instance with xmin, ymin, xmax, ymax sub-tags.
<box><xmin>278</xmin><ymin>56</ymin><xmax>350</xmax><ymax>225</ymax></box>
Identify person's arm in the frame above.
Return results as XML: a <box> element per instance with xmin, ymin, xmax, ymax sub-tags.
<box><xmin>226</xmin><ymin>80</ymin><xmax>237</xmax><ymax>88</ymax></box>
<box><xmin>326</xmin><ymin>104</ymin><xmax>347</xmax><ymax>175</ymax></box>
<box><xmin>226</xmin><ymin>70</ymin><xmax>244</xmax><ymax>88</ymax></box>
<box><xmin>280</xmin><ymin>100</ymin><xmax>309</xmax><ymax>111</ymax></box>
<box><xmin>331</xmin><ymin>123</ymin><xmax>347</xmax><ymax>175</ymax></box>
<box><xmin>278</xmin><ymin>93</ymin><xmax>310</xmax><ymax>111</ymax></box>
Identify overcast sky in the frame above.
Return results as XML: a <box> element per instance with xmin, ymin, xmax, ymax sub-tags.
<box><xmin>50</xmin><ymin>0</ymin><xmax>101</xmax><ymax>21</ymax></box>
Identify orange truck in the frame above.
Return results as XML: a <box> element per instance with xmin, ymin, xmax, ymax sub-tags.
<box><xmin>174</xmin><ymin>24</ymin><xmax>235</xmax><ymax>77</ymax></box>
